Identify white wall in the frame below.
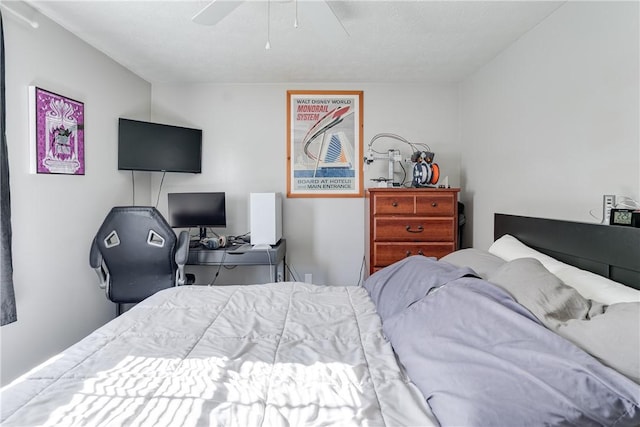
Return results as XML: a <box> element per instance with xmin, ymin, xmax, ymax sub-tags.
<box><xmin>150</xmin><ymin>83</ymin><xmax>460</xmax><ymax>285</ymax></box>
<box><xmin>459</xmin><ymin>1</ymin><xmax>640</xmax><ymax>249</ymax></box>
<box><xmin>0</xmin><ymin>13</ymin><xmax>459</xmax><ymax>384</ymax></box>
<box><xmin>1</xmin><ymin>13</ymin><xmax>151</xmax><ymax>385</ymax></box>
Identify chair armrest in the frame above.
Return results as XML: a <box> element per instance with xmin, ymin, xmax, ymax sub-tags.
<box><xmin>175</xmin><ymin>231</ymin><xmax>190</xmax><ymax>265</ymax></box>
<box><xmin>89</xmin><ymin>237</ymin><xmax>102</xmax><ymax>268</ymax></box>
<box><xmin>89</xmin><ymin>237</ymin><xmax>108</xmax><ymax>289</ymax></box>
<box><xmin>175</xmin><ymin>230</ymin><xmax>190</xmax><ymax>286</ymax></box>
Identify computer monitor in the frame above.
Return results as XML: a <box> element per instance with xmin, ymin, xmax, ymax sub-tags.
<box><xmin>167</xmin><ymin>192</ymin><xmax>226</xmax><ymax>240</ymax></box>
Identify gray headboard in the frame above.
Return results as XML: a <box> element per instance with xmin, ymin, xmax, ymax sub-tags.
<box><xmin>494</xmin><ymin>213</ymin><xmax>640</xmax><ymax>290</ymax></box>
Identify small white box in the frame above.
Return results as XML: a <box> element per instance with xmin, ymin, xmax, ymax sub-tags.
<box><xmin>250</xmin><ymin>192</ymin><xmax>283</xmax><ymax>246</ymax></box>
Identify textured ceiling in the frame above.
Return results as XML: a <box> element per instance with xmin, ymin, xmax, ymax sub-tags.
<box><xmin>21</xmin><ymin>0</ymin><xmax>565</xmax><ymax>84</ymax></box>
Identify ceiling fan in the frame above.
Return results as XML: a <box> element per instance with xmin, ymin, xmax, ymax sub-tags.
<box><xmin>192</xmin><ymin>0</ymin><xmax>348</xmax><ymax>38</ymax></box>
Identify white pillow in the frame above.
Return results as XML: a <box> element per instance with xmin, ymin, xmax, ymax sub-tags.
<box><xmin>489</xmin><ymin>235</ymin><xmax>640</xmax><ymax>304</ymax></box>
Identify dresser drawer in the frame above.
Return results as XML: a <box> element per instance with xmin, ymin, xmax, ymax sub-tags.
<box><xmin>373</xmin><ymin>243</ymin><xmax>456</xmax><ymax>266</ymax></box>
<box><xmin>373</xmin><ymin>217</ymin><xmax>455</xmax><ymax>242</ymax></box>
<box><xmin>366</xmin><ymin>188</ymin><xmax>460</xmax><ymax>275</ymax></box>
<box><xmin>415</xmin><ymin>194</ymin><xmax>455</xmax><ymax>216</ymax></box>
<box><xmin>372</xmin><ymin>195</ymin><xmax>415</xmax><ymax>215</ymax></box>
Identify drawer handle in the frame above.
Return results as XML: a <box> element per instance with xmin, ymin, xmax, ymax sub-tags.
<box><xmin>406</xmin><ymin>225</ymin><xmax>424</xmax><ymax>233</ymax></box>
<box><xmin>392</xmin><ymin>202</ymin><xmax>398</xmax><ymax>207</ymax></box>
<box><xmin>431</xmin><ymin>202</ymin><xmax>438</xmax><ymax>207</ymax></box>
<box><xmin>406</xmin><ymin>250</ymin><xmax>424</xmax><ymax>257</ymax></box>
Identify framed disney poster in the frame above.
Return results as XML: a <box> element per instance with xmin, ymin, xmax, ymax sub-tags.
<box><xmin>29</xmin><ymin>86</ymin><xmax>85</xmax><ymax>175</ymax></box>
<box><xmin>286</xmin><ymin>90</ymin><xmax>363</xmax><ymax>198</ymax></box>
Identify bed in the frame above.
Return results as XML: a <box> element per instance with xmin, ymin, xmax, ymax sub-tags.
<box><xmin>1</xmin><ymin>214</ymin><xmax>639</xmax><ymax>426</ymax></box>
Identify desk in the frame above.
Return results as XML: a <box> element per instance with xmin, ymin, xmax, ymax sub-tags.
<box><xmin>187</xmin><ymin>239</ymin><xmax>286</xmax><ymax>283</ymax></box>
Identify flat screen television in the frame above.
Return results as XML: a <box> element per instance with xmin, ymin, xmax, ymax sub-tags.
<box><xmin>118</xmin><ymin>118</ymin><xmax>202</xmax><ymax>173</ymax></box>
<box><xmin>168</xmin><ymin>192</ymin><xmax>226</xmax><ymax>239</ymax></box>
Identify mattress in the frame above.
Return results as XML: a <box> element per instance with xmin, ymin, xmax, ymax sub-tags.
<box><xmin>1</xmin><ymin>283</ymin><xmax>436</xmax><ymax>427</ymax></box>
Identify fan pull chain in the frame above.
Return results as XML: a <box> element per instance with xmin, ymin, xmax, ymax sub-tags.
<box><xmin>294</xmin><ymin>0</ymin><xmax>298</xmax><ymax>28</ymax></box>
<box><xmin>265</xmin><ymin>0</ymin><xmax>271</xmax><ymax>50</ymax></box>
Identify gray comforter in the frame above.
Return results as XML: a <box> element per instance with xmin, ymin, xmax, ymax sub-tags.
<box><xmin>1</xmin><ymin>283</ymin><xmax>437</xmax><ymax>427</ymax></box>
<box><xmin>365</xmin><ymin>256</ymin><xmax>640</xmax><ymax>427</ymax></box>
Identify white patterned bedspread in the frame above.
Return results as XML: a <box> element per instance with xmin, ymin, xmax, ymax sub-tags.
<box><xmin>1</xmin><ymin>283</ymin><xmax>436</xmax><ymax>427</ymax></box>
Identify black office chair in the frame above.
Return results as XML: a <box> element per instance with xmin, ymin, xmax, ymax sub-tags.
<box><xmin>89</xmin><ymin>206</ymin><xmax>191</xmax><ymax>315</ymax></box>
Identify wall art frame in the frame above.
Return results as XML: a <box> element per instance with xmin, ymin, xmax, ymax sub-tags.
<box><xmin>29</xmin><ymin>86</ymin><xmax>85</xmax><ymax>175</ymax></box>
<box><xmin>286</xmin><ymin>90</ymin><xmax>363</xmax><ymax>198</ymax></box>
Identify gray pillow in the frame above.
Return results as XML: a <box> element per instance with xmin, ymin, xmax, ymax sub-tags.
<box><xmin>487</xmin><ymin>257</ymin><xmax>605</xmax><ymax>323</ymax></box>
<box><xmin>560</xmin><ymin>303</ymin><xmax>640</xmax><ymax>384</ymax></box>
<box><xmin>488</xmin><ymin>257</ymin><xmax>639</xmax><ymax>384</ymax></box>
<box><xmin>440</xmin><ymin>248</ymin><xmax>505</xmax><ymax>279</ymax></box>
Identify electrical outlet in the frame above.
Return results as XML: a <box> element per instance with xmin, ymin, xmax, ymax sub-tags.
<box><xmin>304</xmin><ymin>273</ymin><xmax>313</xmax><ymax>284</ymax></box>
<box><xmin>277</xmin><ymin>272</ymin><xmax>283</xmax><ymax>282</ymax></box>
<box><xmin>603</xmin><ymin>195</ymin><xmax>616</xmax><ymax>224</ymax></box>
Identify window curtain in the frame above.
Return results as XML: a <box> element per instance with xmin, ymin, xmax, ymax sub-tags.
<box><xmin>1</xmin><ymin>11</ymin><xmax>17</xmax><ymax>326</ymax></box>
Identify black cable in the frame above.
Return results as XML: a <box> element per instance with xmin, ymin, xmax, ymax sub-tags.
<box><xmin>288</xmin><ymin>260</ymin><xmax>304</xmax><ymax>283</ymax></box>
<box><xmin>398</xmin><ymin>160</ymin><xmax>407</xmax><ymax>186</ymax></box>
<box><xmin>208</xmin><ymin>250</ymin><xmax>226</xmax><ymax>286</ymax></box>
<box><xmin>206</xmin><ymin>228</ymin><xmax>220</xmax><ymax>239</ymax></box>
<box><xmin>358</xmin><ymin>191</ymin><xmax>368</xmax><ymax>287</ymax></box>
<box><xmin>285</xmin><ymin>262</ymin><xmax>299</xmax><ymax>282</ymax></box>
<box><xmin>154</xmin><ymin>171</ymin><xmax>166</xmax><ymax>208</ymax></box>
<box><xmin>225</xmin><ymin>232</ymin><xmax>250</xmax><ymax>246</ymax></box>
<box><xmin>367</xmin><ymin>133</ymin><xmax>431</xmax><ymax>155</ymax></box>
<box><xmin>357</xmin><ymin>254</ymin><xmax>366</xmax><ymax>287</ymax></box>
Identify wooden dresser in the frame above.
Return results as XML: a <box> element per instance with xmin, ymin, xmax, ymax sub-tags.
<box><xmin>367</xmin><ymin>188</ymin><xmax>460</xmax><ymax>274</ymax></box>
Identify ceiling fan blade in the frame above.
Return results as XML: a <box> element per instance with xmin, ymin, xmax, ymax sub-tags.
<box><xmin>298</xmin><ymin>0</ymin><xmax>349</xmax><ymax>37</ymax></box>
<box><xmin>192</xmin><ymin>0</ymin><xmax>244</xmax><ymax>26</ymax></box>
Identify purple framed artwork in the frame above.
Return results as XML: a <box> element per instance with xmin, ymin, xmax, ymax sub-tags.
<box><xmin>29</xmin><ymin>86</ymin><xmax>85</xmax><ymax>175</ymax></box>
